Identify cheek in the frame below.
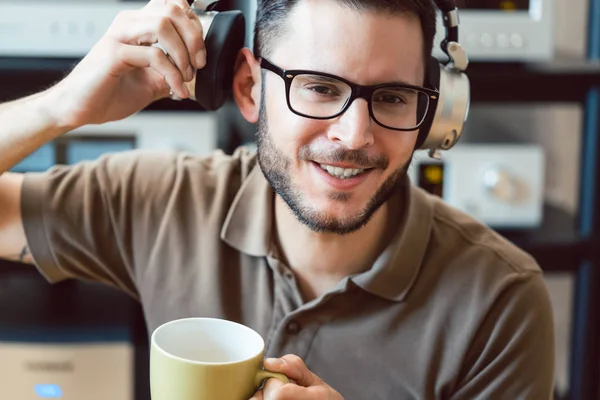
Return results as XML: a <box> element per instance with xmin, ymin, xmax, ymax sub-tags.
<box><xmin>380</xmin><ymin>130</ymin><xmax>418</xmax><ymax>166</ymax></box>
<box><xmin>266</xmin><ymin>95</ymin><xmax>326</xmax><ymax>152</ymax></box>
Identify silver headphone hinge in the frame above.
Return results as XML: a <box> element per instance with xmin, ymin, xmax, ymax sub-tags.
<box><xmin>428</xmin><ymin>149</ymin><xmax>443</xmax><ymax>160</ymax></box>
<box><xmin>447</xmin><ymin>41</ymin><xmax>469</xmax><ymax>71</ymax></box>
<box><xmin>443</xmin><ymin>9</ymin><xmax>460</xmax><ymax>28</ymax></box>
<box><xmin>190</xmin><ymin>0</ymin><xmax>212</xmax><ymax>12</ymax></box>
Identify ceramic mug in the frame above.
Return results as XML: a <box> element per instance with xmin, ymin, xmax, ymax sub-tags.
<box><xmin>150</xmin><ymin>317</ymin><xmax>289</xmax><ymax>400</ymax></box>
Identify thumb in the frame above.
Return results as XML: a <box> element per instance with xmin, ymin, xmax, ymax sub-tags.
<box><xmin>263</xmin><ymin>355</ymin><xmax>323</xmax><ymax>387</ymax></box>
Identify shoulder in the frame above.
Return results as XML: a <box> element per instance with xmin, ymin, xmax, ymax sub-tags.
<box><xmin>98</xmin><ymin>145</ymin><xmax>258</xmax><ymax>179</ymax></box>
<box><xmin>420</xmin><ymin>186</ymin><xmax>542</xmax><ymax>277</ymax></box>
<box><xmin>93</xmin><ymin>146</ymin><xmax>259</xmax><ymax>195</ymax></box>
<box><xmin>407</xmin><ymin>184</ymin><xmax>546</xmax><ymax>312</ymax></box>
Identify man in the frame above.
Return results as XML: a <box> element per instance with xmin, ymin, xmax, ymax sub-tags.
<box><xmin>0</xmin><ymin>0</ymin><xmax>555</xmax><ymax>398</ymax></box>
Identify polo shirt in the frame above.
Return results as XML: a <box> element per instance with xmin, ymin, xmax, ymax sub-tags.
<box><xmin>21</xmin><ymin>147</ymin><xmax>555</xmax><ymax>399</ymax></box>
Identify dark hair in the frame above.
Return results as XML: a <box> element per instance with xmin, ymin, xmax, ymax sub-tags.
<box><xmin>253</xmin><ymin>0</ymin><xmax>438</xmax><ymax>65</ymax></box>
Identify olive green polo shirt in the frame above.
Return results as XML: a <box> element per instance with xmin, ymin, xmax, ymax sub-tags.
<box><xmin>21</xmin><ymin>147</ymin><xmax>555</xmax><ymax>399</ymax></box>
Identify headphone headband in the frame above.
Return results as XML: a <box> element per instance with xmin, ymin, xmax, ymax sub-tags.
<box><xmin>186</xmin><ymin>0</ymin><xmax>470</xmax><ymax>160</ymax></box>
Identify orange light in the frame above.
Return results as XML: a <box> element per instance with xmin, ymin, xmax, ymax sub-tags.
<box><xmin>424</xmin><ymin>165</ymin><xmax>443</xmax><ymax>184</ymax></box>
<box><xmin>499</xmin><ymin>0</ymin><xmax>518</xmax><ymax>11</ymax></box>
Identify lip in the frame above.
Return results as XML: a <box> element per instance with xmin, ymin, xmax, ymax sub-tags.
<box><xmin>310</xmin><ymin>161</ymin><xmax>373</xmax><ymax>190</ymax></box>
<box><xmin>315</xmin><ymin>161</ymin><xmax>370</xmax><ymax>169</ymax></box>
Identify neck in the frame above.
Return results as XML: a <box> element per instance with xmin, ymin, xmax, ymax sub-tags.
<box><xmin>274</xmin><ymin>196</ymin><xmax>396</xmax><ymax>301</ymax></box>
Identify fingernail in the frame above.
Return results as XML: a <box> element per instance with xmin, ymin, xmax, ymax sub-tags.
<box><xmin>265</xmin><ymin>358</ymin><xmax>284</xmax><ymax>365</ymax></box>
<box><xmin>187</xmin><ymin>65</ymin><xmax>194</xmax><ymax>81</ymax></box>
<box><xmin>196</xmin><ymin>49</ymin><xmax>206</xmax><ymax>68</ymax></box>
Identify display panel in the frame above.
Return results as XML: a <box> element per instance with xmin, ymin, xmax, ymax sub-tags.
<box><xmin>10</xmin><ymin>144</ymin><xmax>55</xmax><ymax>173</ymax></box>
<box><xmin>455</xmin><ymin>0</ymin><xmax>529</xmax><ymax>10</ymax></box>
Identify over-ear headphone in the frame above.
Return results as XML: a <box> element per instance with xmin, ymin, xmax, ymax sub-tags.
<box><xmin>186</xmin><ymin>0</ymin><xmax>470</xmax><ymax>159</ymax></box>
<box><xmin>184</xmin><ymin>0</ymin><xmax>246</xmax><ymax>110</ymax></box>
<box><xmin>417</xmin><ymin>0</ymin><xmax>470</xmax><ymax>159</ymax></box>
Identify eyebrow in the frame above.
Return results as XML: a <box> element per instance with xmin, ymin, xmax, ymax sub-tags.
<box><xmin>307</xmin><ymin>73</ymin><xmax>418</xmax><ymax>87</ymax></box>
<box><xmin>302</xmin><ymin>74</ymin><xmax>344</xmax><ymax>84</ymax></box>
<box><xmin>382</xmin><ymin>82</ymin><xmax>422</xmax><ymax>89</ymax></box>
<box><xmin>374</xmin><ymin>78</ymin><xmax>420</xmax><ymax>87</ymax></box>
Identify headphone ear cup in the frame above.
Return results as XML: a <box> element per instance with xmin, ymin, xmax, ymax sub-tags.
<box><xmin>193</xmin><ymin>11</ymin><xmax>246</xmax><ymax>111</ymax></box>
<box><xmin>415</xmin><ymin>56</ymin><xmax>441</xmax><ymax>150</ymax></box>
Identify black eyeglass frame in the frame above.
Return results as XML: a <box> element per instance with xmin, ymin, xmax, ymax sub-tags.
<box><xmin>260</xmin><ymin>58</ymin><xmax>440</xmax><ymax>132</ymax></box>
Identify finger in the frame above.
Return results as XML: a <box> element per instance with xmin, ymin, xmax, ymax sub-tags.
<box><xmin>263</xmin><ymin>382</ymin><xmax>330</xmax><ymax>400</ymax></box>
<box><xmin>248</xmin><ymin>390</ymin><xmax>264</xmax><ymax>400</ymax></box>
<box><xmin>263</xmin><ymin>355</ymin><xmax>323</xmax><ymax>387</ymax></box>
<box><xmin>146</xmin><ymin>0</ymin><xmax>190</xmax><ymax>8</ymax></box>
<box><xmin>111</xmin><ymin>12</ymin><xmax>193</xmax><ymax>81</ymax></box>
<box><xmin>262</xmin><ymin>377</ymin><xmax>287</xmax><ymax>400</ymax></box>
<box><xmin>115</xmin><ymin>43</ymin><xmax>189</xmax><ymax>98</ymax></box>
<box><xmin>108</xmin><ymin>6</ymin><xmax>204</xmax><ymax>75</ymax></box>
<box><xmin>152</xmin><ymin>13</ymin><xmax>195</xmax><ymax>81</ymax></box>
<box><xmin>146</xmin><ymin>1</ymin><xmax>206</xmax><ymax>68</ymax></box>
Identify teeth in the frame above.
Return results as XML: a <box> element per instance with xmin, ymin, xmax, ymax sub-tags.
<box><xmin>320</xmin><ymin>164</ymin><xmax>365</xmax><ymax>179</ymax></box>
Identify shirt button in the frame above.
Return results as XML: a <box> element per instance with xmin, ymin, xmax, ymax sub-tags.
<box><xmin>286</xmin><ymin>321</ymin><xmax>301</xmax><ymax>335</ymax></box>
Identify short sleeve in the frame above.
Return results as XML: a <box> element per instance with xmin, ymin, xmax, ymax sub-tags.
<box><xmin>450</xmin><ymin>272</ymin><xmax>556</xmax><ymax>399</ymax></box>
<box><xmin>20</xmin><ymin>150</ymin><xmax>188</xmax><ymax>299</ymax></box>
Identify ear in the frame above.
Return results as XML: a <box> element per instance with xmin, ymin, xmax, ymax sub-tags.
<box><xmin>232</xmin><ymin>48</ymin><xmax>262</xmax><ymax>124</ymax></box>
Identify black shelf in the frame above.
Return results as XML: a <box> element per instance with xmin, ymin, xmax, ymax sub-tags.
<box><xmin>0</xmin><ymin>57</ymin><xmax>207</xmax><ymax>112</ymax></box>
<box><xmin>2</xmin><ymin>56</ymin><xmax>600</xmax><ymax>107</ymax></box>
<box><xmin>498</xmin><ymin>204</ymin><xmax>591</xmax><ymax>272</ymax></box>
<box><xmin>0</xmin><ymin>262</ymin><xmax>151</xmax><ymax>400</ymax></box>
<box><xmin>468</xmin><ymin>58</ymin><xmax>600</xmax><ymax>103</ymax></box>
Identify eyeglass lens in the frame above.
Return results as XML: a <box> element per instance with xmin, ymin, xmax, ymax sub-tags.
<box><xmin>289</xmin><ymin>74</ymin><xmax>429</xmax><ymax>129</ymax></box>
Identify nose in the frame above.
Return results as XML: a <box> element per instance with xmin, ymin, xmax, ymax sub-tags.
<box><xmin>327</xmin><ymin>98</ymin><xmax>375</xmax><ymax>149</ymax></box>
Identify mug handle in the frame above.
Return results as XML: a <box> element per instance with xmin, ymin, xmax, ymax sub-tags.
<box><xmin>254</xmin><ymin>369</ymin><xmax>290</xmax><ymax>387</ymax></box>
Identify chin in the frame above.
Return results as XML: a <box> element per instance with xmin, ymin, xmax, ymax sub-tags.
<box><xmin>289</xmin><ymin>191</ymin><xmax>373</xmax><ymax>234</ymax></box>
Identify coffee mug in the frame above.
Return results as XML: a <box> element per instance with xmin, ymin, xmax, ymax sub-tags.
<box><xmin>150</xmin><ymin>317</ymin><xmax>289</xmax><ymax>400</ymax></box>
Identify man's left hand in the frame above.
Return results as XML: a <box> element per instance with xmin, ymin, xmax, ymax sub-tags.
<box><xmin>250</xmin><ymin>354</ymin><xmax>344</xmax><ymax>399</ymax></box>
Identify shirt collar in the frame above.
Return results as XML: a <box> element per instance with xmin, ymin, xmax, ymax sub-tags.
<box><xmin>221</xmin><ymin>162</ymin><xmax>433</xmax><ymax>302</ymax></box>
<box><xmin>350</xmin><ymin>177</ymin><xmax>433</xmax><ymax>302</ymax></box>
<box><xmin>221</xmin><ymin>165</ymin><xmax>274</xmax><ymax>257</ymax></box>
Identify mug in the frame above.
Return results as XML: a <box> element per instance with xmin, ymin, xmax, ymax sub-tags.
<box><xmin>150</xmin><ymin>317</ymin><xmax>289</xmax><ymax>400</ymax></box>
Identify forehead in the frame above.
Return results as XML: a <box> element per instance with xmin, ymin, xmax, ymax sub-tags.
<box><xmin>269</xmin><ymin>0</ymin><xmax>425</xmax><ymax>86</ymax></box>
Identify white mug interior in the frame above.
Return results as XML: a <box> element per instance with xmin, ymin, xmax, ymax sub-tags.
<box><xmin>152</xmin><ymin>317</ymin><xmax>265</xmax><ymax>364</ymax></box>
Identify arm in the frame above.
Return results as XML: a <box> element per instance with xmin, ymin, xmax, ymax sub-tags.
<box><xmin>0</xmin><ymin>87</ymin><xmax>72</xmax><ymax>265</ymax></box>
<box><xmin>0</xmin><ymin>173</ymin><xmax>33</xmax><ymax>264</ymax></box>
<box><xmin>0</xmin><ymin>0</ymin><xmax>205</xmax><ymax>268</ymax></box>
<box><xmin>0</xmin><ymin>91</ymin><xmax>69</xmax><ymax>175</ymax></box>
<box><xmin>0</xmin><ymin>89</ymin><xmax>71</xmax><ymax>267</ymax></box>
<box><xmin>451</xmin><ymin>272</ymin><xmax>556</xmax><ymax>399</ymax></box>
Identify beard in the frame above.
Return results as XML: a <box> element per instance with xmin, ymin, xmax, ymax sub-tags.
<box><xmin>256</xmin><ymin>99</ymin><xmax>411</xmax><ymax>236</ymax></box>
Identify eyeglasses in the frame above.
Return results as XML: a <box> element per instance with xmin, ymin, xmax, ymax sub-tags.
<box><xmin>260</xmin><ymin>58</ymin><xmax>439</xmax><ymax>131</ymax></box>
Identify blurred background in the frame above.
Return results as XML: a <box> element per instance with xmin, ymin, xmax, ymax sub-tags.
<box><xmin>0</xmin><ymin>0</ymin><xmax>599</xmax><ymax>399</ymax></box>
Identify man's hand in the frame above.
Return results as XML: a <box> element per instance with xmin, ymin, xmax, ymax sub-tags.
<box><xmin>48</xmin><ymin>0</ymin><xmax>206</xmax><ymax>130</ymax></box>
<box><xmin>250</xmin><ymin>355</ymin><xmax>344</xmax><ymax>400</ymax></box>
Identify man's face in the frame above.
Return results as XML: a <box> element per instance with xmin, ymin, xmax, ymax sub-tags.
<box><xmin>257</xmin><ymin>0</ymin><xmax>425</xmax><ymax>235</ymax></box>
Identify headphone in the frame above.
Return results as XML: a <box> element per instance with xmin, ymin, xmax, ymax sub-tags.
<box><xmin>187</xmin><ymin>0</ymin><xmax>470</xmax><ymax>159</ymax></box>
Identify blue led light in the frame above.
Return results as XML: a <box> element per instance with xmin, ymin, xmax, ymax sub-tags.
<box><xmin>34</xmin><ymin>384</ymin><xmax>62</xmax><ymax>398</ymax></box>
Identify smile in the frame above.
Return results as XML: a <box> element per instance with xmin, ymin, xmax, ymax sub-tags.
<box><xmin>319</xmin><ymin>164</ymin><xmax>366</xmax><ymax>179</ymax></box>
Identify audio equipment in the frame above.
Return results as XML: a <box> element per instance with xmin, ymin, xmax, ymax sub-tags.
<box><xmin>409</xmin><ymin>144</ymin><xmax>545</xmax><ymax>228</ymax></box>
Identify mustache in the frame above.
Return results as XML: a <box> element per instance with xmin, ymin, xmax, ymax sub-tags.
<box><xmin>298</xmin><ymin>146</ymin><xmax>389</xmax><ymax>169</ymax></box>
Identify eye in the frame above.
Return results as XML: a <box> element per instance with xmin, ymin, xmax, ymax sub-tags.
<box><xmin>374</xmin><ymin>93</ymin><xmax>406</xmax><ymax>104</ymax></box>
<box><xmin>304</xmin><ymin>84</ymin><xmax>340</xmax><ymax>97</ymax></box>
<box><xmin>306</xmin><ymin>85</ymin><xmax>339</xmax><ymax>96</ymax></box>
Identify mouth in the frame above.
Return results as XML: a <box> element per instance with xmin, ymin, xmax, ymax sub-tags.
<box><xmin>318</xmin><ymin>163</ymin><xmax>369</xmax><ymax>179</ymax></box>
<box><xmin>309</xmin><ymin>161</ymin><xmax>375</xmax><ymax>191</ymax></box>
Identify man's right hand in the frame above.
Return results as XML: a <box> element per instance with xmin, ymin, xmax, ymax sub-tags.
<box><xmin>49</xmin><ymin>0</ymin><xmax>206</xmax><ymax>130</ymax></box>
